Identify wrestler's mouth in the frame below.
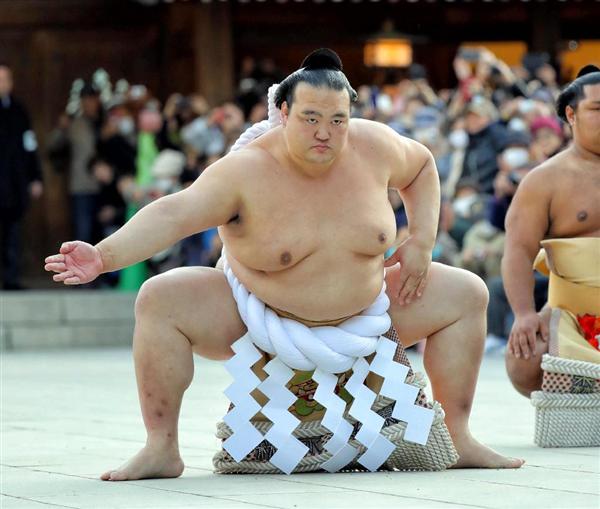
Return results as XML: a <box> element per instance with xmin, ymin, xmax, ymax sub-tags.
<box><xmin>312</xmin><ymin>145</ymin><xmax>330</xmax><ymax>152</ymax></box>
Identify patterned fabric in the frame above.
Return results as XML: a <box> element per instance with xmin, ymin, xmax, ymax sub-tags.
<box><xmin>220</xmin><ymin>326</ymin><xmax>427</xmax><ymax>464</ymax></box>
<box><xmin>541</xmin><ymin>370</ymin><xmax>600</xmax><ymax>394</ymax></box>
<box><xmin>220</xmin><ymin>394</ymin><xmax>432</xmax><ymax>465</ymax></box>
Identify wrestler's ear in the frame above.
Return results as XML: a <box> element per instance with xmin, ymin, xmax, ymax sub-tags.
<box><xmin>281</xmin><ymin>101</ymin><xmax>289</xmax><ymax>126</ymax></box>
<box><xmin>565</xmin><ymin>105</ymin><xmax>576</xmax><ymax>127</ymax></box>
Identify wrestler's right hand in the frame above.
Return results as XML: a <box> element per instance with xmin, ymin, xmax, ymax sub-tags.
<box><xmin>508</xmin><ymin>309</ymin><xmax>550</xmax><ymax>360</ymax></box>
<box><xmin>44</xmin><ymin>241</ymin><xmax>104</xmax><ymax>285</ymax></box>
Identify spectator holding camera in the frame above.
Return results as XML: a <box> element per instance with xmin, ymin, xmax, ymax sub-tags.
<box><xmin>489</xmin><ymin>130</ymin><xmax>532</xmax><ymax>230</ymax></box>
<box><xmin>97</xmin><ymin>98</ymin><xmax>136</xmax><ymax>178</ymax></box>
<box><xmin>47</xmin><ymin>83</ymin><xmax>103</xmax><ymax>245</ymax></box>
<box><xmin>462</xmin><ymin>95</ymin><xmax>509</xmax><ymax>195</ymax></box>
<box><xmin>440</xmin><ymin>117</ymin><xmax>469</xmax><ymax>197</ymax></box>
<box><xmin>459</xmin><ymin>131</ymin><xmax>533</xmax><ymax>283</ymax></box>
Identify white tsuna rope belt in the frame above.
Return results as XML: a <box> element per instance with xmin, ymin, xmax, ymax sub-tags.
<box><xmin>220</xmin><ymin>84</ymin><xmax>435</xmax><ymax>474</ymax></box>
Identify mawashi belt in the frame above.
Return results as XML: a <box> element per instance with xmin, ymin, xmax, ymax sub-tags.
<box><xmin>221</xmin><ymin>257</ymin><xmax>435</xmax><ymax>474</ymax></box>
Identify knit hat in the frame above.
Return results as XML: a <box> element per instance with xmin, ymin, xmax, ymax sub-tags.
<box><xmin>530</xmin><ymin>116</ymin><xmax>563</xmax><ymax>138</ymax></box>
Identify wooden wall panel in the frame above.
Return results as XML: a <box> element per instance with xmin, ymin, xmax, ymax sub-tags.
<box><xmin>31</xmin><ymin>28</ymin><xmax>163</xmax><ymax>262</ymax></box>
<box><xmin>193</xmin><ymin>3</ymin><xmax>234</xmax><ymax>106</ymax></box>
<box><xmin>0</xmin><ymin>2</ymin><xmax>168</xmax><ymax>279</ymax></box>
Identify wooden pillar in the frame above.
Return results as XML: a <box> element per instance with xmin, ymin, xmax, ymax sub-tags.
<box><xmin>530</xmin><ymin>4</ymin><xmax>560</xmax><ymax>56</ymax></box>
<box><xmin>28</xmin><ymin>30</ymin><xmax>70</xmax><ymax>275</ymax></box>
<box><xmin>193</xmin><ymin>3</ymin><xmax>234</xmax><ymax>106</ymax></box>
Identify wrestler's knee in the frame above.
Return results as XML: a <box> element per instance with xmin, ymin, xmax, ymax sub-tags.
<box><xmin>505</xmin><ymin>351</ymin><xmax>543</xmax><ymax>398</ymax></box>
<box><xmin>135</xmin><ymin>271</ymin><xmax>179</xmax><ymax>318</ymax></box>
<box><xmin>457</xmin><ymin>269</ymin><xmax>489</xmax><ymax>312</ymax></box>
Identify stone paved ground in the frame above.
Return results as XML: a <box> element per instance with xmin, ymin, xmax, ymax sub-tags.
<box><xmin>1</xmin><ymin>348</ymin><xmax>598</xmax><ymax>509</ymax></box>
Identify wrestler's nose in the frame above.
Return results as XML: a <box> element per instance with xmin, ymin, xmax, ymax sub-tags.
<box><xmin>315</xmin><ymin>126</ymin><xmax>330</xmax><ymax>141</ymax></box>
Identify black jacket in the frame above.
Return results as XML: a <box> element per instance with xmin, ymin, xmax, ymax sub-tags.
<box><xmin>462</xmin><ymin>122</ymin><xmax>509</xmax><ymax>195</ymax></box>
<box><xmin>0</xmin><ymin>95</ymin><xmax>42</xmax><ymax>219</ymax></box>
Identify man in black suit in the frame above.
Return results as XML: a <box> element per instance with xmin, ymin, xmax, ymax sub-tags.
<box><xmin>0</xmin><ymin>63</ymin><xmax>43</xmax><ymax>290</ymax></box>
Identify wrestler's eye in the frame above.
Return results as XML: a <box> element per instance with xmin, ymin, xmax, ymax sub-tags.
<box><xmin>332</xmin><ymin>119</ymin><xmax>344</xmax><ymax>126</ymax></box>
<box><xmin>306</xmin><ymin>118</ymin><xmax>318</xmax><ymax>124</ymax></box>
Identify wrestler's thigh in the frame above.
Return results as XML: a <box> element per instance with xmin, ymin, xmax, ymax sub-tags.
<box><xmin>136</xmin><ymin>266</ymin><xmax>246</xmax><ymax>360</ymax></box>
<box><xmin>385</xmin><ymin>262</ymin><xmax>488</xmax><ymax>348</ymax></box>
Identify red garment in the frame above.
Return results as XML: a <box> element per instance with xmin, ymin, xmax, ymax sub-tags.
<box><xmin>577</xmin><ymin>314</ymin><xmax>600</xmax><ymax>350</ymax></box>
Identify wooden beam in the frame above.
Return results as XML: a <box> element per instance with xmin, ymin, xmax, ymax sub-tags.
<box><xmin>0</xmin><ymin>0</ymin><xmax>162</xmax><ymax>29</ymax></box>
<box><xmin>193</xmin><ymin>3</ymin><xmax>234</xmax><ymax>106</ymax></box>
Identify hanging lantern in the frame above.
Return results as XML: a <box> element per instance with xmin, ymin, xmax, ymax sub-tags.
<box><xmin>364</xmin><ymin>20</ymin><xmax>413</xmax><ymax>68</ymax></box>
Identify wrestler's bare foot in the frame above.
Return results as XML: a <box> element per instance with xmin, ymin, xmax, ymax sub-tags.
<box><xmin>451</xmin><ymin>433</ymin><xmax>524</xmax><ymax>469</ymax></box>
<box><xmin>100</xmin><ymin>442</ymin><xmax>184</xmax><ymax>481</ymax></box>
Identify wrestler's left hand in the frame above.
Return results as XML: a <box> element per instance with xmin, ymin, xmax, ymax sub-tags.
<box><xmin>44</xmin><ymin>241</ymin><xmax>104</xmax><ymax>285</ymax></box>
<box><xmin>384</xmin><ymin>236</ymin><xmax>432</xmax><ymax>306</ymax></box>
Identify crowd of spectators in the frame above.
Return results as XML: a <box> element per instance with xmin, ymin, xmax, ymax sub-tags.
<box><xmin>44</xmin><ymin>49</ymin><xmax>567</xmax><ymax>349</ymax></box>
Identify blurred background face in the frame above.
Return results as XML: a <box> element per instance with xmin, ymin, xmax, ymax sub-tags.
<box><xmin>499</xmin><ymin>146</ymin><xmax>530</xmax><ymax>172</ymax></box>
<box><xmin>535</xmin><ymin>64</ymin><xmax>557</xmax><ymax>86</ymax></box>
<box><xmin>0</xmin><ymin>66</ymin><xmax>13</xmax><ymax>97</ymax></box>
<box><xmin>282</xmin><ymin>82</ymin><xmax>350</xmax><ymax>166</ymax></box>
<box><xmin>533</xmin><ymin>127</ymin><xmax>562</xmax><ymax>157</ymax></box>
<box><xmin>138</xmin><ymin>109</ymin><xmax>163</xmax><ymax>133</ymax></box>
<box><xmin>92</xmin><ymin>160</ymin><xmax>114</xmax><ymax>184</ymax></box>
<box><xmin>448</xmin><ymin>117</ymin><xmax>468</xmax><ymax>150</ymax></box>
<box><xmin>220</xmin><ymin>102</ymin><xmax>245</xmax><ymax>135</ymax></box>
<box><xmin>357</xmin><ymin>85</ymin><xmax>371</xmax><ymax>105</ymax></box>
<box><xmin>465</xmin><ymin>111</ymin><xmax>489</xmax><ymax>134</ymax></box>
<box><xmin>80</xmin><ymin>95</ymin><xmax>101</xmax><ymax>118</ymax></box>
<box><xmin>248</xmin><ymin>101</ymin><xmax>267</xmax><ymax>124</ymax></box>
<box><xmin>413</xmin><ymin>126</ymin><xmax>441</xmax><ymax>151</ymax></box>
<box><xmin>404</xmin><ymin>96</ymin><xmax>426</xmax><ymax>118</ymax></box>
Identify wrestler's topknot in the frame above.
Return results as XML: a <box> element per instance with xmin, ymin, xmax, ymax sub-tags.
<box><xmin>576</xmin><ymin>64</ymin><xmax>600</xmax><ymax>78</ymax></box>
<box><xmin>301</xmin><ymin>48</ymin><xmax>343</xmax><ymax>72</ymax></box>
<box><xmin>557</xmin><ymin>64</ymin><xmax>600</xmax><ymax>122</ymax></box>
<box><xmin>275</xmin><ymin>48</ymin><xmax>357</xmax><ymax>109</ymax></box>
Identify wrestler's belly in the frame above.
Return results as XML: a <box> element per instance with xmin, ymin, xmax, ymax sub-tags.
<box><xmin>226</xmin><ymin>249</ymin><xmax>385</xmax><ymax>322</ymax></box>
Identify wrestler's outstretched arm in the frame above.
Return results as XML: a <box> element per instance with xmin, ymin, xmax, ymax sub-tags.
<box><xmin>44</xmin><ymin>152</ymin><xmax>246</xmax><ymax>285</ymax></box>
<box><xmin>502</xmin><ymin>168</ymin><xmax>552</xmax><ymax>359</ymax></box>
<box><xmin>385</xmin><ymin>131</ymin><xmax>440</xmax><ymax>305</ymax></box>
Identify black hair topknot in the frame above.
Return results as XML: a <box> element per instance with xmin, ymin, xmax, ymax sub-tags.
<box><xmin>556</xmin><ymin>64</ymin><xmax>600</xmax><ymax>122</ymax></box>
<box><xmin>576</xmin><ymin>64</ymin><xmax>600</xmax><ymax>78</ymax></box>
<box><xmin>301</xmin><ymin>48</ymin><xmax>343</xmax><ymax>72</ymax></box>
<box><xmin>274</xmin><ymin>48</ymin><xmax>357</xmax><ymax>109</ymax></box>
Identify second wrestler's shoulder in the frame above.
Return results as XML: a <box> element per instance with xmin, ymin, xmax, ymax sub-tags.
<box><xmin>521</xmin><ymin>147</ymin><xmax>572</xmax><ymax>187</ymax></box>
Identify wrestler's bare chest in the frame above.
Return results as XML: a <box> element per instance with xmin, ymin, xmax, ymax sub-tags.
<box><xmin>547</xmin><ymin>163</ymin><xmax>600</xmax><ymax>239</ymax></box>
<box><xmin>217</xmin><ymin>125</ymin><xmax>402</xmax><ymax>319</ymax></box>
<box><xmin>220</xmin><ymin>153</ymin><xmax>397</xmax><ymax>273</ymax></box>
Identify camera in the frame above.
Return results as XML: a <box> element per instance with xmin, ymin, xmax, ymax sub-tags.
<box><xmin>458</xmin><ymin>48</ymin><xmax>480</xmax><ymax>62</ymax></box>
